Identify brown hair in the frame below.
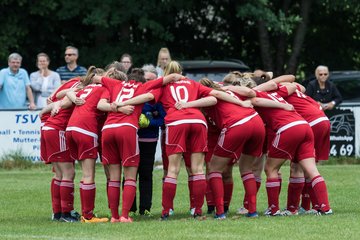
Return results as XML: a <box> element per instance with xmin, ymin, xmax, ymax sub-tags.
<box><xmin>199</xmin><ymin>78</ymin><xmax>223</xmax><ymax>91</ymax></box>
<box><xmin>128</xmin><ymin>68</ymin><xmax>145</xmax><ymax>83</ymax></box>
<box><xmin>80</xmin><ymin>66</ymin><xmax>104</xmax><ymax>86</ymax></box>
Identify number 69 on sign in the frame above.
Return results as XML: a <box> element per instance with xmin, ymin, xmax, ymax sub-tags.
<box><xmin>330</xmin><ymin>144</ymin><xmax>354</xmax><ymax>156</ymax></box>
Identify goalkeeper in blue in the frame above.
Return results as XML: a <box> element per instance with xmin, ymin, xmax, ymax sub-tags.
<box><xmin>129</xmin><ymin>64</ymin><xmax>166</xmax><ymax>216</ymax></box>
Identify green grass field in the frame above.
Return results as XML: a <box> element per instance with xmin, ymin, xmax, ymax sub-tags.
<box><xmin>0</xmin><ymin>164</ymin><xmax>359</xmax><ymax>240</ymax></box>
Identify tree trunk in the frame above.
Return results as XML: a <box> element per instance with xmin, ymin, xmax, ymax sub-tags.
<box><xmin>285</xmin><ymin>0</ymin><xmax>312</xmax><ymax>74</ymax></box>
<box><xmin>257</xmin><ymin>20</ymin><xmax>273</xmax><ymax>71</ymax></box>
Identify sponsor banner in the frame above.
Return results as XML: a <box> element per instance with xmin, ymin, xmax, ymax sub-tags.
<box><xmin>327</xmin><ymin>108</ymin><xmax>356</xmax><ymax>157</ymax></box>
<box><xmin>0</xmin><ymin>110</ymin><xmax>41</xmax><ymax>161</ymax></box>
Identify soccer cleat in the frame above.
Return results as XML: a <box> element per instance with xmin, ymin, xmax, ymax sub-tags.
<box><xmin>298</xmin><ymin>207</ymin><xmax>318</xmax><ymax>215</ymax></box>
<box><xmin>237</xmin><ymin>207</ymin><xmax>249</xmax><ymax>215</ymax></box>
<box><xmin>128</xmin><ymin>211</ymin><xmax>138</xmax><ymax>218</ymax></box>
<box><xmin>70</xmin><ymin>210</ymin><xmax>81</xmax><ymax>220</ymax></box>
<box><xmin>214</xmin><ymin>213</ymin><xmax>226</xmax><ymax>220</ymax></box>
<box><xmin>316</xmin><ymin>209</ymin><xmax>333</xmax><ymax>216</ymax></box>
<box><xmin>110</xmin><ymin>217</ymin><xmax>120</xmax><ymax>223</ymax></box>
<box><xmin>51</xmin><ymin>212</ymin><xmax>61</xmax><ymax>221</ymax></box>
<box><xmin>81</xmin><ymin>216</ymin><xmax>109</xmax><ymax>223</ymax></box>
<box><xmin>119</xmin><ymin>216</ymin><xmax>133</xmax><ymax>223</ymax></box>
<box><xmin>264</xmin><ymin>209</ymin><xmax>281</xmax><ymax>216</ymax></box>
<box><xmin>160</xmin><ymin>214</ymin><xmax>169</xmax><ymax>221</ymax></box>
<box><xmin>189</xmin><ymin>208</ymin><xmax>195</xmax><ymax>216</ymax></box>
<box><xmin>60</xmin><ymin>213</ymin><xmax>79</xmax><ymax>222</ymax></box>
<box><xmin>246</xmin><ymin>212</ymin><xmax>259</xmax><ymax>218</ymax></box>
<box><xmin>141</xmin><ymin>210</ymin><xmax>153</xmax><ymax>217</ymax></box>
<box><xmin>169</xmin><ymin>208</ymin><xmax>175</xmax><ymax>216</ymax></box>
<box><xmin>280</xmin><ymin>209</ymin><xmax>298</xmax><ymax>216</ymax></box>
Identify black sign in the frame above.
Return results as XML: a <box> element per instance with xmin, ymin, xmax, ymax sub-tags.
<box><xmin>327</xmin><ymin>109</ymin><xmax>355</xmax><ymax>157</ymax></box>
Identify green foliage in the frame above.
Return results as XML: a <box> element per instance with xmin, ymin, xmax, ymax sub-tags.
<box><xmin>0</xmin><ymin>151</ymin><xmax>43</xmax><ymax>170</ymax></box>
<box><xmin>0</xmin><ymin>0</ymin><xmax>359</xmax><ymax>75</ymax></box>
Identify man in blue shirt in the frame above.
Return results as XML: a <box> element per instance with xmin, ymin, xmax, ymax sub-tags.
<box><xmin>0</xmin><ymin>53</ymin><xmax>36</xmax><ymax>109</ymax></box>
<box><xmin>56</xmin><ymin>46</ymin><xmax>87</xmax><ymax>84</ymax></box>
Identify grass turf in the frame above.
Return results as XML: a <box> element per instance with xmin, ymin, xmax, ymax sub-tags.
<box><xmin>0</xmin><ymin>164</ymin><xmax>359</xmax><ymax>240</ymax></box>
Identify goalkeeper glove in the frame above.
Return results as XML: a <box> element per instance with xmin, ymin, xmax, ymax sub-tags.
<box><xmin>139</xmin><ymin>114</ymin><xmax>150</xmax><ymax>128</ymax></box>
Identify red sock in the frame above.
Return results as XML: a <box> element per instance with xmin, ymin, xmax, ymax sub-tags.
<box><xmin>311</xmin><ymin>175</ymin><xmax>330</xmax><ymax>212</ymax></box>
<box><xmin>278</xmin><ymin>173</ymin><xmax>282</xmax><ymax>196</ymax></box>
<box><xmin>51</xmin><ymin>178</ymin><xmax>61</xmax><ymax>214</ymax></box>
<box><xmin>208</xmin><ymin>172</ymin><xmax>224</xmax><ymax>215</ymax></box>
<box><xmin>205</xmin><ymin>177</ymin><xmax>215</xmax><ymax>207</ymax></box>
<box><xmin>223</xmin><ymin>181</ymin><xmax>233</xmax><ymax>210</ymax></box>
<box><xmin>122</xmin><ymin>179</ymin><xmax>136</xmax><ymax>218</ymax></box>
<box><xmin>266</xmin><ymin>178</ymin><xmax>281</xmax><ymax>213</ymax></box>
<box><xmin>162</xmin><ymin>176</ymin><xmax>177</xmax><ymax>216</ymax></box>
<box><xmin>242</xmin><ymin>173</ymin><xmax>257</xmax><ymax>213</ymax></box>
<box><xmin>79</xmin><ymin>181</ymin><xmax>84</xmax><ymax>213</ymax></box>
<box><xmin>107</xmin><ymin>181</ymin><xmax>120</xmax><ymax>219</ymax></box>
<box><xmin>192</xmin><ymin>174</ymin><xmax>206</xmax><ymax>215</ymax></box>
<box><xmin>287</xmin><ymin>177</ymin><xmax>305</xmax><ymax>212</ymax></box>
<box><xmin>81</xmin><ymin>183</ymin><xmax>96</xmax><ymax>219</ymax></box>
<box><xmin>309</xmin><ymin>181</ymin><xmax>319</xmax><ymax>210</ymax></box>
<box><xmin>255</xmin><ymin>176</ymin><xmax>262</xmax><ymax>193</ymax></box>
<box><xmin>301</xmin><ymin>179</ymin><xmax>311</xmax><ymax>210</ymax></box>
<box><xmin>60</xmin><ymin>180</ymin><xmax>74</xmax><ymax>213</ymax></box>
<box><xmin>188</xmin><ymin>175</ymin><xmax>195</xmax><ymax>210</ymax></box>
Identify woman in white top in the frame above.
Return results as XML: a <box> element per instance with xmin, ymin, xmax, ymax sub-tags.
<box><xmin>30</xmin><ymin>53</ymin><xmax>61</xmax><ymax>108</ymax></box>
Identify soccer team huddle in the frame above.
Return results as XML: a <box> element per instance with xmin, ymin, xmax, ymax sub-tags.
<box><xmin>40</xmin><ymin>59</ymin><xmax>332</xmax><ymax>223</ymax></box>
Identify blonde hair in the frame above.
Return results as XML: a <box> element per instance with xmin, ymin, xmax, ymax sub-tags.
<box><xmin>163</xmin><ymin>60</ymin><xmax>182</xmax><ymax>76</ymax></box>
<box><xmin>157</xmin><ymin>48</ymin><xmax>171</xmax><ymax>67</ymax></box>
<box><xmin>199</xmin><ymin>78</ymin><xmax>223</xmax><ymax>91</ymax></box>
<box><xmin>223</xmin><ymin>71</ymin><xmax>257</xmax><ymax>88</ymax></box>
<box><xmin>80</xmin><ymin>66</ymin><xmax>105</xmax><ymax>86</ymax></box>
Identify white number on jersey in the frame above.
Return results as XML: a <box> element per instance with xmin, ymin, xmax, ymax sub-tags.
<box><xmin>79</xmin><ymin>88</ymin><xmax>93</xmax><ymax>99</ymax></box>
<box><xmin>295</xmin><ymin>89</ymin><xmax>307</xmax><ymax>99</ymax></box>
<box><xmin>225</xmin><ymin>90</ymin><xmax>240</xmax><ymax>100</ymax></box>
<box><xmin>268</xmin><ymin>92</ymin><xmax>287</xmax><ymax>103</ymax></box>
<box><xmin>115</xmin><ymin>87</ymin><xmax>135</xmax><ymax>102</ymax></box>
<box><xmin>170</xmin><ymin>85</ymin><xmax>189</xmax><ymax>102</ymax></box>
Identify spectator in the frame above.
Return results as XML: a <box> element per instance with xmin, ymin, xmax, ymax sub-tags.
<box><xmin>30</xmin><ymin>53</ymin><xmax>61</xmax><ymax>108</ymax></box>
<box><xmin>155</xmin><ymin>48</ymin><xmax>171</xmax><ymax>77</ymax></box>
<box><xmin>56</xmin><ymin>46</ymin><xmax>87</xmax><ymax>84</ymax></box>
<box><xmin>120</xmin><ymin>53</ymin><xmax>133</xmax><ymax>73</ymax></box>
<box><xmin>305</xmin><ymin>65</ymin><xmax>342</xmax><ymax>110</ymax></box>
<box><xmin>0</xmin><ymin>53</ymin><xmax>36</xmax><ymax>110</ymax></box>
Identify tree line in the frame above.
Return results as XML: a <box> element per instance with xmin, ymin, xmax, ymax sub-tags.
<box><xmin>1</xmin><ymin>0</ymin><xmax>359</xmax><ymax>79</ymax></box>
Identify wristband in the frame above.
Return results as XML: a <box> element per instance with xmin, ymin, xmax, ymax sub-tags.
<box><xmin>331</xmin><ymin>101</ymin><xmax>336</xmax><ymax>105</ymax></box>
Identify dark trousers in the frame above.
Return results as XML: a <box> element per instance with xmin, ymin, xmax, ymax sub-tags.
<box><xmin>130</xmin><ymin>141</ymin><xmax>157</xmax><ymax>214</ymax></box>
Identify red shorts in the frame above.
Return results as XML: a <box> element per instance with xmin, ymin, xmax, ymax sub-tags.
<box><xmin>40</xmin><ymin>128</ymin><xmax>49</xmax><ymax>164</ymax></box>
<box><xmin>66</xmin><ymin>130</ymin><xmax>98</xmax><ymax>161</ymax></box>
<box><xmin>311</xmin><ymin>120</ymin><xmax>330</xmax><ymax>161</ymax></box>
<box><xmin>268</xmin><ymin>123</ymin><xmax>315</xmax><ymax>161</ymax></box>
<box><xmin>101</xmin><ymin>126</ymin><xmax>139</xmax><ymax>167</ymax></box>
<box><xmin>214</xmin><ymin>115</ymin><xmax>265</xmax><ymax>161</ymax></box>
<box><xmin>165</xmin><ymin>123</ymin><xmax>208</xmax><ymax>156</ymax></box>
<box><xmin>161</xmin><ymin>129</ymin><xmax>168</xmax><ymax>170</ymax></box>
<box><xmin>42</xmin><ymin>128</ymin><xmax>72</xmax><ymax>163</ymax></box>
<box><xmin>205</xmin><ymin>129</ymin><xmax>220</xmax><ymax>163</ymax></box>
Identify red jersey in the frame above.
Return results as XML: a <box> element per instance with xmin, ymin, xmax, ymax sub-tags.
<box><xmin>66</xmin><ymin>84</ymin><xmax>108</xmax><ymax>135</ymax></box>
<box><xmin>276</xmin><ymin>85</ymin><xmax>327</xmax><ymax>123</ymax></box>
<box><xmin>41</xmin><ymin>78</ymin><xmax>81</xmax><ymax>123</ymax></box>
<box><xmin>153</xmin><ymin>78</ymin><xmax>212</xmax><ymax>124</ymax></box>
<box><xmin>254</xmin><ymin>86</ymin><xmax>305</xmax><ymax>131</ymax></box>
<box><xmin>101</xmin><ymin>77</ymin><xmax>163</xmax><ymax>129</ymax></box>
<box><xmin>204</xmin><ymin>90</ymin><xmax>258</xmax><ymax>129</ymax></box>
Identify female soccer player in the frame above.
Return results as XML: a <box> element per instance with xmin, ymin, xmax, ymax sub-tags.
<box><xmin>228</xmin><ymin>74</ymin><xmax>332</xmax><ymax>216</ymax></box>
